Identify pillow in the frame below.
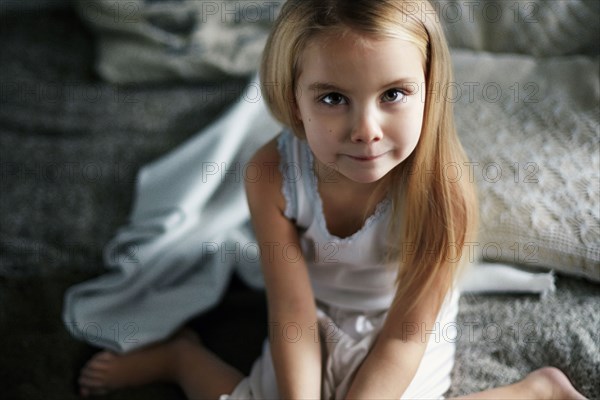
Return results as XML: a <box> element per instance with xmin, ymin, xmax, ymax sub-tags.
<box><xmin>433</xmin><ymin>0</ymin><xmax>599</xmax><ymax>56</ymax></box>
<box><xmin>75</xmin><ymin>0</ymin><xmax>278</xmax><ymax>83</ymax></box>
<box><xmin>451</xmin><ymin>50</ymin><xmax>599</xmax><ymax>282</ymax></box>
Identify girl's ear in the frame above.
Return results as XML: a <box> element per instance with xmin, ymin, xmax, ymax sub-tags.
<box><xmin>292</xmin><ymin>84</ymin><xmax>302</xmax><ymax>125</ymax></box>
<box><xmin>293</xmin><ymin>101</ymin><xmax>303</xmax><ymax>124</ymax></box>
<box><xmin>292</xmin><ymin>101</ymin><xmax>306</xmax><ymax>138</ymax></box>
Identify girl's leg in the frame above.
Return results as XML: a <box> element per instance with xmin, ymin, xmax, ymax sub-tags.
<box><xmin>450</xmin><ymin>367</ymin><xmax>587</xmax><ymax>400</ymax></box>
<box><xmin>78</xmin><ymin>329</ymin><xmax>245</xmax><ymax>399</ymax></box>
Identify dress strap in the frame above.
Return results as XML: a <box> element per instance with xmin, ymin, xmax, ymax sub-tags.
<box><xmin>276</xmin><ymin>129</ymin><xmax>314</xmax><ymax>229</ymax></box>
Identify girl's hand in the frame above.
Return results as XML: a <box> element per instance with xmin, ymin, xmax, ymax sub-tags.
<box><xmin>345</xmin><ymin>281</ymin><xmax>447</xmax><ymax>399</ymax></box>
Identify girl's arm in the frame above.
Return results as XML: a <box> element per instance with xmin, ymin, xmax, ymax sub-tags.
<box><xmin>245</xmin><ymin>137</ymin><xmax>322</xmax><ymax>400</ymax></box>
<box><xmin>344</xmin><ymin>276</ymin><xmax>450</xmax><ymax>399</ymax></box>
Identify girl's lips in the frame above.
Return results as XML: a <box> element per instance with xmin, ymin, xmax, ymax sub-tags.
<box><xmin>346</xmin><ymin>153</ymin><xmax>385</xmax><ymax>161</ymax></box>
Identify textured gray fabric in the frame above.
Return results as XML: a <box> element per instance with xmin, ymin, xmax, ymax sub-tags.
<box><xmin>433</xmin><ymin>0</ymin><xmax>600</xmax><ymax>56</ymax></box>
<box><xmin>447</xmin><ymin>277</ymin><xmax>599</xmax><ymax>397</ymax></box>
<box><xmin>75</xmin><ymin>0</ymin><xmax>281</xmax><ymax>83</ymax></box>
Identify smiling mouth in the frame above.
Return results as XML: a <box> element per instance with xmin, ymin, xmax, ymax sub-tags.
<box><xmin>347</xmin><ymin>153</ymin><xmax>385</xmax><ymax>161</ymax></box>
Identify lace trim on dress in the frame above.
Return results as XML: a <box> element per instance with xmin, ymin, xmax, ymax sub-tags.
<box><xmin>277</xmin><ymin>131</ymin><xmax>297</xmax><ymax>221</ymax></box>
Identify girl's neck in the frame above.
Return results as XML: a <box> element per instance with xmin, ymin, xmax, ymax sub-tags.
<box><xmin>313</xmin><ymin>158</ymin><xmax>391</xmax><ymax>237</ymax></box>
<box><xmin>313</xmin><ymin>157</ymin><xmax>390</xmax><ymax>199</ymax></box>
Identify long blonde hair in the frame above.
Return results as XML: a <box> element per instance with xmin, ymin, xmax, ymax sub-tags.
<box><xmin>261</xmin><ymin>0</ymin><xmax>478</xmax><ymax>320</ymax></box>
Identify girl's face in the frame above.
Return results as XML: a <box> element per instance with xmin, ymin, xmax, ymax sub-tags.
<box><xmin>295</xmin><ymin>30</ymin><xmax>426</xmax><ymax>184</ymax></box>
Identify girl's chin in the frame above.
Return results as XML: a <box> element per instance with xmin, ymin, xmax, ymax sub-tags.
<box><xmin>339</xmin><ymin>169</ymin><xmax>391</xmax><ymax>184</ymax></box>
<box><xmin>313</xmin><ymin>157</ymin><xmax>393</xmax><ymax>184</ymax></box>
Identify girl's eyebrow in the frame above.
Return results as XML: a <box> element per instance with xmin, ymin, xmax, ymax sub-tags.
<box><xmin>308</xmin><ymin>82</ymin><xmax>343</xmax><ymax>93</ymax></box>
<box><xmin>308</xmin><ymin>78</ymin><xmax>420</xmax><ymax>94</ymax></box>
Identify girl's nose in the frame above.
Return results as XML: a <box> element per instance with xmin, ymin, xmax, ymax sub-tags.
<box><xmin>350</xmin><ymin>109</ymin><xmax>383</xmax><ymax>143</ymax></box>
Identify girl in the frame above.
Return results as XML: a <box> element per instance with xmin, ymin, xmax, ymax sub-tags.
<box><xmin>78</xmin><ymin>0</ymin><xmax>587</xmax><ymax>398</ymax></box>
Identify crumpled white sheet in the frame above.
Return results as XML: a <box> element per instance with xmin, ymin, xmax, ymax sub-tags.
<box><xmin>459</xmin><ymin>263</ymin><xmax>555</xmax><ymax>296</ymax></box>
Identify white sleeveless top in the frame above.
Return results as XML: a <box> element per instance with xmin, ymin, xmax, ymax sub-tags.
<box><xmin>277</xmin><ymin>129</ymin><xmax>400</xmax><ymax>311</ymax></box>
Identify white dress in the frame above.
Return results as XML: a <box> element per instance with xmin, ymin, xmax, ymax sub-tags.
<box><xmin>220</xmin><ymin>129</ymin><xmax>460</xmax><ymax>399</ymax></box>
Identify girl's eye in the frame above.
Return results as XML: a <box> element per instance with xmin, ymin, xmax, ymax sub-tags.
<box><xmin>320</xmin><ymin>92</ymin><xmax>347</xmax><ymax>106</ymax></box>
<box><xmin>381</xmin><ymin>89</ymin><xmax>406</xmax><ymax>103</ymax></box>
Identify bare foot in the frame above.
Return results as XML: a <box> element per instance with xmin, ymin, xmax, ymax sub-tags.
<box><xmin>78</xmin><ymin>328</ymin><xmax>201</xmax><ymax>397</ymax></box>
<box><xmin>525</xmin><ymin>367</ymin><xmax>588</xmax><ymax>400</ymax></box>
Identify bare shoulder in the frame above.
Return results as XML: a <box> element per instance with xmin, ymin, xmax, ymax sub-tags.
<box><xmin>247</xmin><ymin>135</ymin><xmax>280</xmax><ymax>173</ymax></box>
<box><xmin>244</xmin><ymin>135</ymin><xmax>285</xmax><ymax>213</ymax></box>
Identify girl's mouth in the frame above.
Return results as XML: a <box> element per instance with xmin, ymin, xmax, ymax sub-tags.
<box><xmin>347</xmin><ymin>153</ymin><xmax>385</xmax><ymax>161</ymax></box>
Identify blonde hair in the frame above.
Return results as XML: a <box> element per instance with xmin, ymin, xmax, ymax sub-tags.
<box><xmin>261</xmin><ymin>0</ymin><xmax>478</xmax><ymax>320</ymax></box>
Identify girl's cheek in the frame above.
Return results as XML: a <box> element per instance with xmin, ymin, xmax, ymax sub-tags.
<box><xmin>318</xmin><ymin>120</ymin><xmax>345</xmax><ymax>138</ymax></box>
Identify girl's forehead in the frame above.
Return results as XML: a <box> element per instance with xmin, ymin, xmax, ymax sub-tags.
<box><xmin>307</xmin><ymin>29</ymin><xmax>384</xmax><ymax>51</ymax></box>
<box><xmin>300</xmin><ymin>30</ymin><xmax>426</xmax><ymax>76</ymax></box>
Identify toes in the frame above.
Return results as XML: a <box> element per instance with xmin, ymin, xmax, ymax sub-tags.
<box><xmin>78</xmin><ymin>351</ymin><xmax>120</xmax><ymax>398</ymax></box>
<box><xmin>78</xmin><ymin>375</ymin><xmax>105</xmax><ymax>389</ymax></box>
<box><xmin>79</xmin><ymin>368</ymin><xmax>106</xmax><ymax>381</ymax></box>
<box><xmin>79</xmin><ymin>375</ymin><xmax>112</xmax><ymax>396</ymax></box>
<box><xmin>81</xmin><ymin>351</ymin><xmax>117</xmax><ymax>375</ymax></box>
<box><xmin>89</xmin><ymin>351</ymin><xmax>117</xmax><ymax>364</ymax></box>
